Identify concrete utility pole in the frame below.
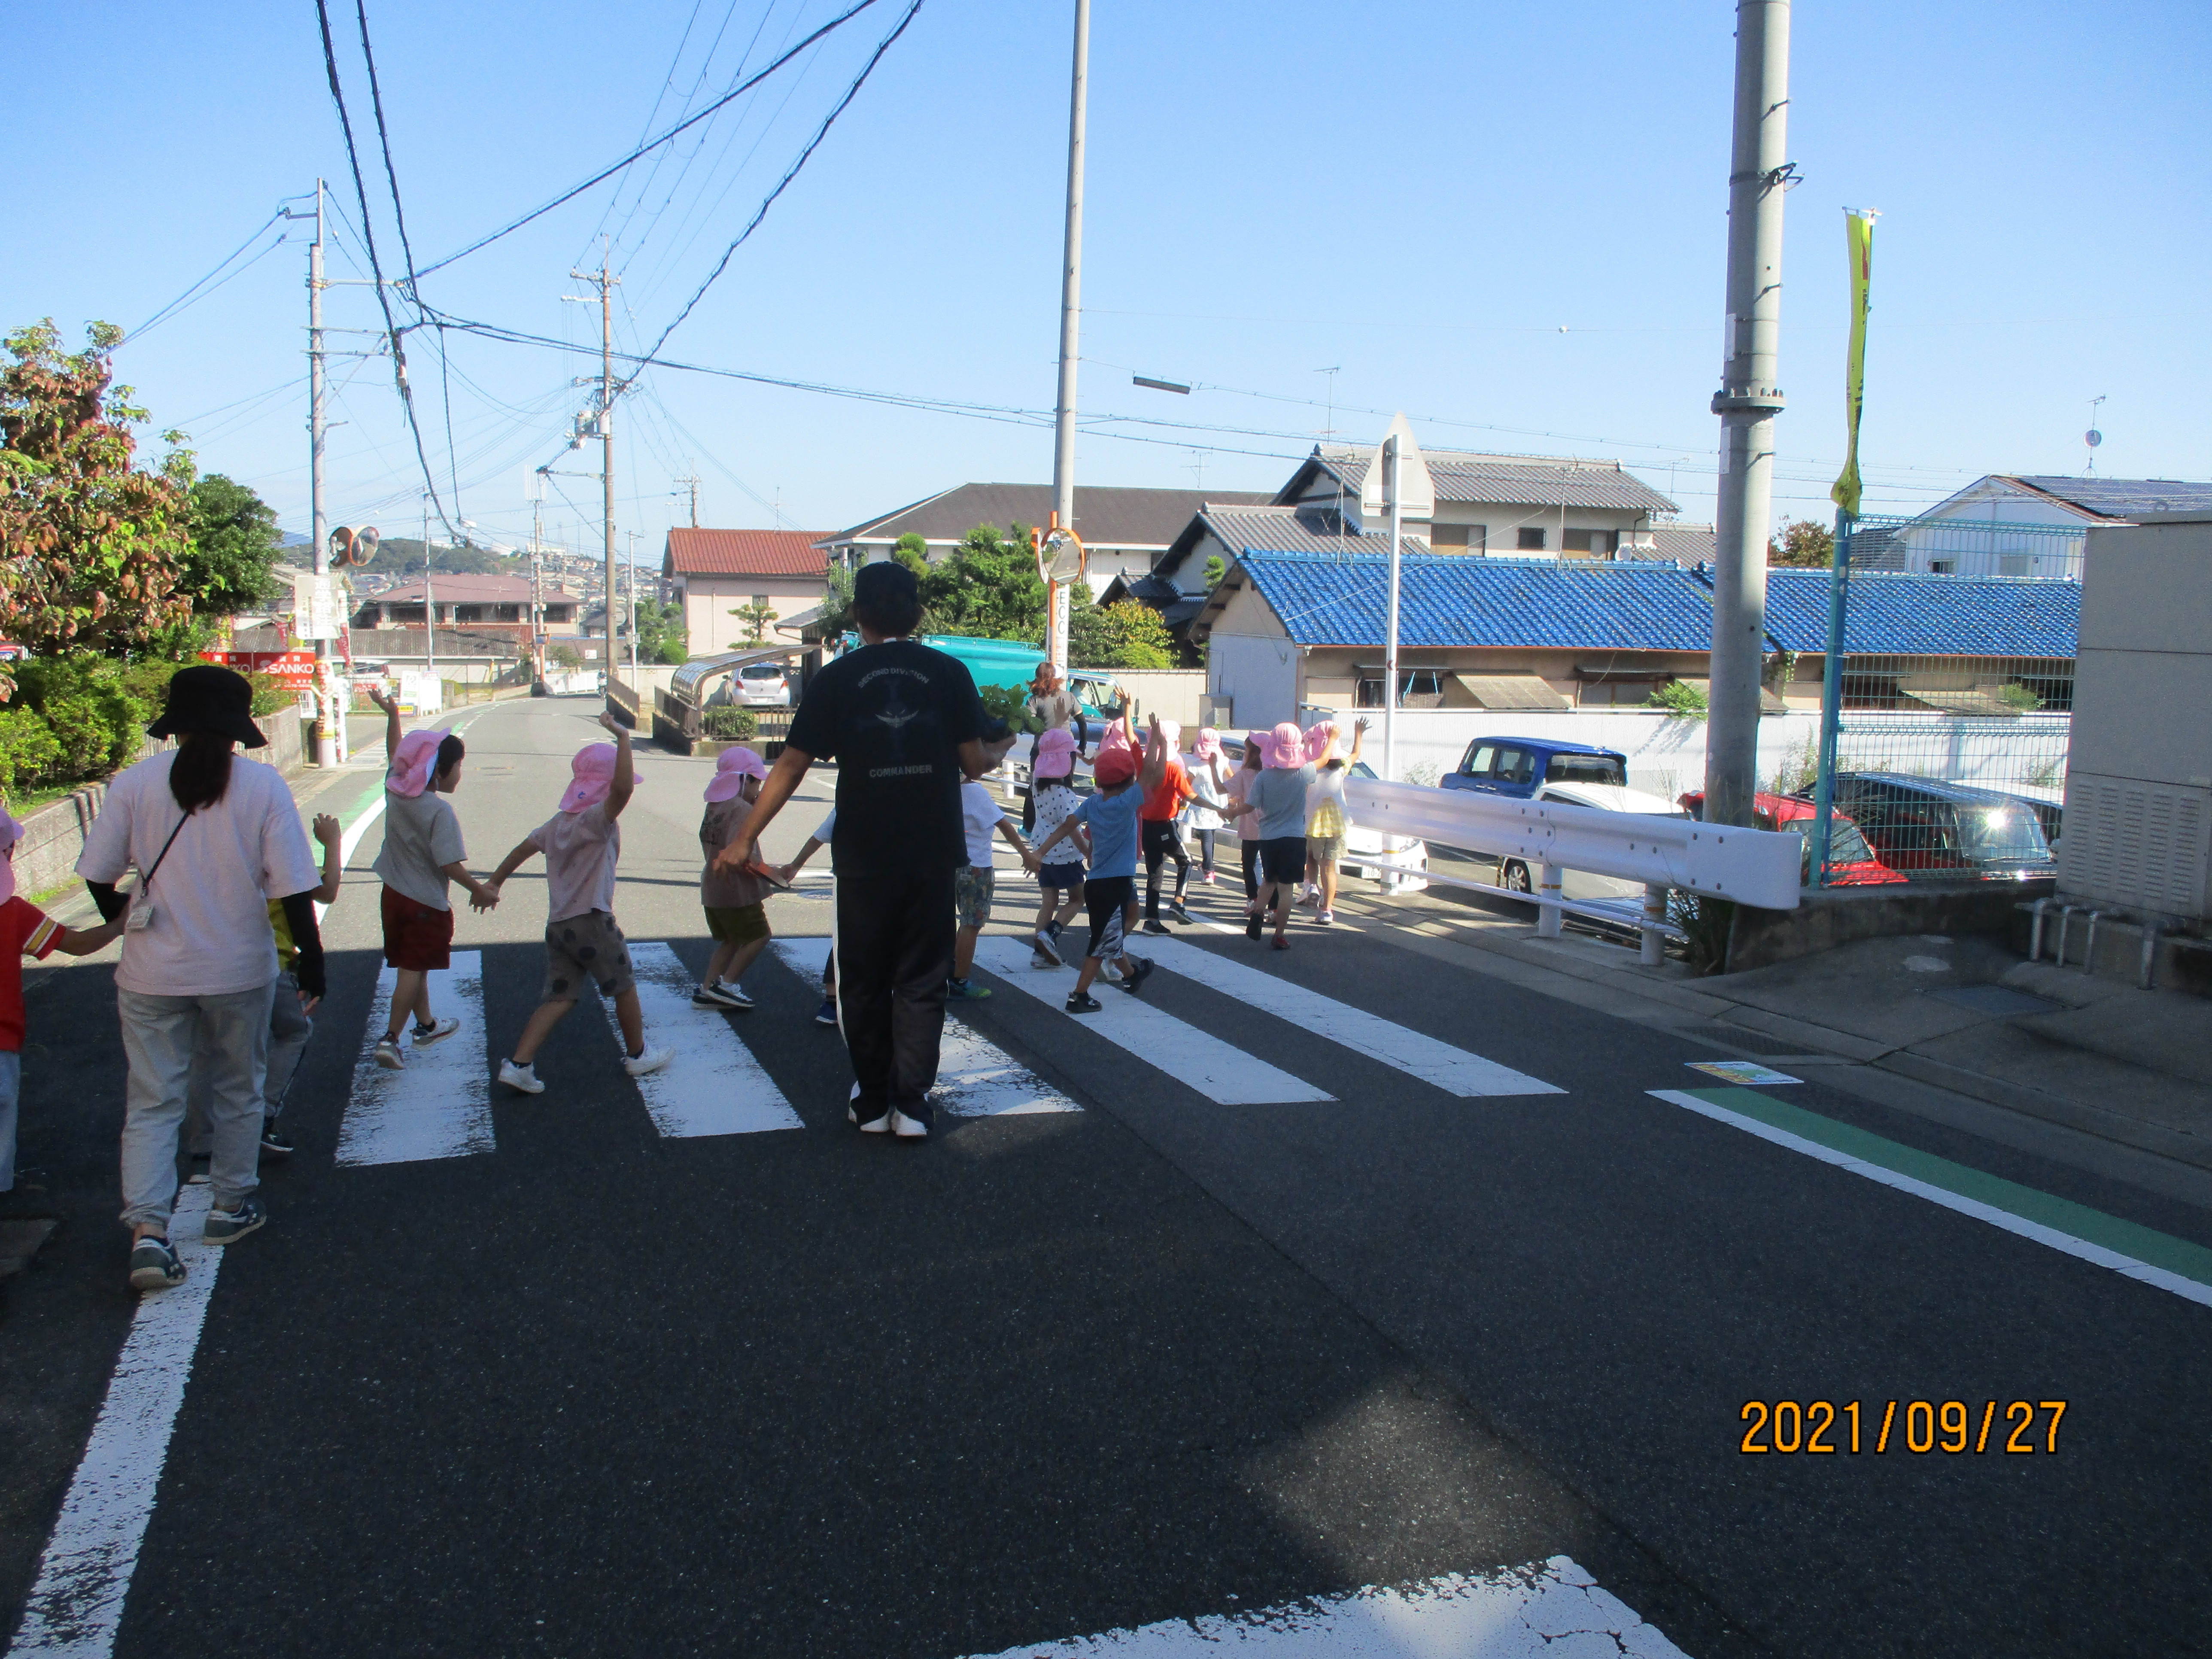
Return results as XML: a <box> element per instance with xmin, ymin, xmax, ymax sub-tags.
<box><xmin>568</xmin><ymin>245</ymin><xmax>620</xmax><ymax>684</ymax></box>
<box><xmin>422</xmin><ymin>495</ymin><xmax>436</xmax><ymax>686</ymax></box>
<box><xmin>1382</xmin><ymin>434</ymin><xmax>1403</xmax><ymax>783</ymax></box>
<box><xmin>289</xmin><ymin>179</ymin><xmax>343</xmax><ymax>766</ymax></box>
<box><xmin>1706</xmin><ymin>0</ymin><xmax>1792</xmax><ymax>827</ymax></box>
<box><xmin>1047</xmin><ymin>0</ymin><xmax>1091</xmax><ymax>675</ymax></box>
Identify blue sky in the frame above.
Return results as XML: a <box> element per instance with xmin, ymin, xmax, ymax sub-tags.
<box><xmin>7</xmin><ymin>0</ymin><xmax>2206</xmax><ymax>559</ymax></box>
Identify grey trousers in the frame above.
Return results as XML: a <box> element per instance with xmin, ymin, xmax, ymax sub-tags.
<box><xmin>118</xmin><ymin>982</ymin><xmax>274</xmax><ymax>1230</ymax></box>
<box><xmin>184</xmin><ymin>970</ymin><xmax>311</xmax><ymax>1156</ymax></box>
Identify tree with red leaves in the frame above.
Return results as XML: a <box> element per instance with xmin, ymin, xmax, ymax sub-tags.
<box><xmin>0</xmin><ymin>319</ymin><xmax>195</xmax><ymax>677</ymax></box>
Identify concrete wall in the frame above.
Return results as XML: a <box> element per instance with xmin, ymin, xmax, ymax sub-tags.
<box><xmin>1105</xmin><ymin>670</ymin><xmax>1207</xmax><ymax>729</ymax></box>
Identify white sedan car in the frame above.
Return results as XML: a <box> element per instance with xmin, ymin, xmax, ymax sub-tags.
<box><xmin>731</xmin><ymin>660</ymin><xmax>793</xmax><ymax>707</ymax></box>
<box><xmin>1493</xmin><ymin>780</ymin><xmax>1690</xmax><ymax>909</ymax></box>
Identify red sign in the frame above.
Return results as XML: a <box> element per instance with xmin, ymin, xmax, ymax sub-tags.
<box><xmin>200</xmin><ymin>648</ymin><xmax>319</xmax><ymax>692</ymax></box>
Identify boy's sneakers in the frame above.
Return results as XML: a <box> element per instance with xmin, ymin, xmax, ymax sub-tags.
<box><xmin>890</xmin><ymin>1108</ymin><xmax>929</xmax><ymax>1140</ymax></box>
<box><xmin>946</xmin><ymin>978</ymin><xmax>992</xmax><ymax>1001</ymax></box>
<box><xmin>259</xmin><ymin>1121</ymin><xmax>295</xmax><ymax>1158</ymax></box>
<box><xmin>813</xmin><ymin>998</ymin><xmax>839</xmax><ymax>1027</ymax></box>
<box><xmin>374</xmin><ymin>1036</ymin><xmax>404</xmax><ymax>1070</ymax></box>
<box><xmin>848</xmin><ymin>1087</ymin><xmax>891</xmax><ymax>1133</ymax></box>
<box><xmin>203</xmin><ymin>1197</ymin><xmax>267</xmax><ymax>1245</ymax></box>
<box><xmin>129</xmin><ymin>1235</ymin><xmax>185</xmax><ymax>1292</ymax></box>
<box><xmin>1065</xmin><ymin>991</ymin><xmax>1103</xmax><ymax>1014</ymax></box>
<box><xmin>693</xmin><ymin>981</ymin><xmax>753</xmax><ymax>1010</ymax></box>
<box><xmin>1202</xmin><ymin>870</ymin><xmax>1218</xmax><ymax>884</ymax></box>
<box><xmin>1031</xmin><ymin>928</ymin><xmax>1063</xmax><ymax>966</ymax></box>
<box><xmin>1140</xmin><ymin>918</ymin><xmax>1172</xmax><ymax>935</ymax></box>
<box><xmin>1316</xmin><ymin>909</ymin><xmax>1335</xmax><ymax>924</ymax></box>
<box><xmin>623</xmin><ymin>1045</ymin><xmax>674</xmax><ymax>1079</ymax></box>
<box><xmin>1167</xmin><ymin>898</ymin><xmax>1192</xmax><ymax>921</ymax></box>
<box><xmin>413</xmin><ymin>1016</ymin><xmax>461</xmax><ymax>1048</ymax></box>
<box><xmin>1047</xmin><ymin>919</ymin><xmax>1066</xmax><ymax>941</ymax></box>
<box><xmin>1118</xmin><ymin>956</ymin><xmax>1155</xmax><ymax>995</ymax></box>
<box><xmin>498</xmin><ymin>1058</ymin><xmax>545</xmax><ymax>1095</ymax></box>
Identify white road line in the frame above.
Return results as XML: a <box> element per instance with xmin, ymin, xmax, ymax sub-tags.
<box><xmin>1135</xmin><ymin>936</ymin><xmax>1562</xmax><ymax>1099</ymax></box>
<box><xmin>335</xmin><ymin>952</ymin><xmax>495</xmax><ymax>1166</ymax></box>
<box><xmin>1650</xmin><ymin>1088</ymin><xmax>2212</xmax><ymax>1310</ymax></box>
<box><xmin>618</xmin><ymin>943</ymin><xmax>803</xmax><ymax>1137</ymax></box>
<box><xmin>955</xmin><ymin>1557</ymin><xmax>1686</xmax><ymax>1657</ymax></box>
<box><xmin>973</xmin><ymin>936</ymin><xmax>1332</xmax><ymax>1105</ymax></box>
<box><xmin>767</xmin><ymin>940</ymin><xmax>1079</xmax><ymax>1117</ymax></box>
<box><xmin>336</xmin><ymin>790</ymin><xmax>386</xmax><ymax>869</ymax></box>
<box><xmin>8</xmin><ymin>1189</ymin><xmax>219</xmax><ymax>1658</ymax></box>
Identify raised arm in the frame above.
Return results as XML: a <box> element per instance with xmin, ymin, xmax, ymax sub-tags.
<box><xmin>310</xmin><ymin>813</ymin><xmax>344</xmax><ymax>904</ymax></box>
<box><xmin>1138</xmin><ymin>714</ymin><xmax>1170</xmax><ymax>795</ymax></box>
<box><xmin>597</xmin><ymin>712</ymin><xmax>635</xmax><ymax>819</ymax></box>
<box><xmin>1347</xmin><ymin>717</ymin><xmax>1369</xmax><ymax>768</ymax></box>
<box><xmin>368</xmin><ymin>683</ymin><xmax>403</xmax><ymax>759</ymax></box>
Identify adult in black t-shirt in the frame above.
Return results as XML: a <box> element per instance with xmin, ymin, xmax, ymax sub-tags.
<box><xmin>714</xmin><ymin>562</ymin><xmax>987</xmax><ymax>1137</ymax></box>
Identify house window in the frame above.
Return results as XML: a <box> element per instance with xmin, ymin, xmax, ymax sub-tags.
<box><xmin>1517</xmin><ymin>528</ymin><xmax>1547</xmax><ymax>551</ymax></box>
<box><xmin>453</xmin><ymin>605</ymin><xmax>485</xmax><ymax>623</ymax></box>
<box><xmin>1431</xmin><ymin>524</ymin><xmax>1488</xmax><ymax>553</ymax></box>
<box><xmin>1928</xmin><ymin>559</ymin><xmax>1957</xmax><ymax>575</ymax></box>
<box><xmin>753</xmin><ymin>594</ymin><xmax>770</xmax><ymax>609</ymax></box>
<box><xmin>1998</xmin><ymin>554</ymin><xmax>2032</xmax><ymax>577</ymax></box>
<box><xmin>390</xmin><ymin>604</ymin><xmax>427</xmax><ymax>625</ymax></box>
<box><xmin>1577</xmin><ymin>678</ymin><xmax>1656</xmax><ymax>706</ymax></box>
<box><xmin>1354</xmin><ymin>668</ymin><xmax>1446</xmax><ymax>707</ymax></box>
<box><xmin>495</xmin><ymin>604</ymin><xmax>521</xmax><ymax>622</ymax></box>
<box><xmin>1561</xmin><ymin>530</ymin><xmax>1618</xmax><ymax>559</ymax></box>
<box><xmin>545</xmin><ymin>605</ymin><xmax>573</xmax><ymax>622</ymax></box>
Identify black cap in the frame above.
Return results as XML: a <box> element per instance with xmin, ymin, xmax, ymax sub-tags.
<box><xmin>853</xmin><ymin>559</ymin><xmax>919</xmax><ymax>611</ymax></box>
<box><xmin>148</xmin><ymin>665</ymin><xmax>267</xmax><ymax>748</ymax></box>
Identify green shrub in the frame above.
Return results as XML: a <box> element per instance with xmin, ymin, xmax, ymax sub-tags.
<box><xmin>1994</xmin><ymin>683</ymin><xmax>2041</xmax><ymax>713</ymax></box>
<box><xmin>246</xmin><ymin>672</ymin><xmax>295</xmax><ymax>716</ymax></box>
<box><xmin>1644</xmin><ymin>679</ymin><xmax>1710</xmax><ymax>720</ymax></box>
<box><xmin>37</xmin><ymin>693</ymin><xmax>115</xmax><ymax>781</ymax></box>
<box><xmin>978</xmin><ymin>683</ymin><xmax>1043</xmax><ymax>734</ymax></box>
<box><xmin>0</xmin><ymin>707</ymin><xmax>62</xmax><ymax>797</ymax></box>
<box><xmin>1669</xmin><ymin>890</ymin><xmax>1735</xmax><ymax>975</ymax></box>
<box><xmin>702</xmin><ymin>706</ymin><xmax>757</xmax><ymax>740</ymax></box>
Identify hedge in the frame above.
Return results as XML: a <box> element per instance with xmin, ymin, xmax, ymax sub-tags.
<box><xmin>0</xmin><ymin>655</ymin><xmax>294</xmax><ymax>798</ymax></box>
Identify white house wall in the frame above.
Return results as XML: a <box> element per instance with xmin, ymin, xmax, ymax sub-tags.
<box><xmin>679</xmin><ymin>574</ymin><xmax>824</xmax><ymax>656</ymax></box>
<box><xmin>1205</xmin><ymin>583</ymin><xmax>1300</xmax><ymax>727</ymax></box>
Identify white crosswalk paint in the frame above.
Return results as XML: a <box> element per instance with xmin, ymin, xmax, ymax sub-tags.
<box><xmin>618</xmin><ymin>943</ymin><xmax>804</xmax><ymax>1137</ymax></box>
<box><xmin>955</xmin><ymin>1558</ymin><xmax>1686</xmax><ymax>1657</ymax></box>
<box><xmin>1135</xmin><ymin>937</ymin><xmax>1562</xmax><ymax>1099</ymax></box>
<box><xmin>336</xmin><ymin>953</ymin><xmax>495</xmax><ymax>1167</ymax></box>
<box><xmin>972</xmin><ymin>936</ymin><xmax>1333</xmax><ymax>1105</ymax></box>
<box><xmin>7</xmin><ymin>1189</ymin><xmax>220</xmax><ymax>1658</ymax></box>
<box><xmin>767</xmin><ymin>940</ymin><xmax>1079</xmax><ymax>1117</ymax></box>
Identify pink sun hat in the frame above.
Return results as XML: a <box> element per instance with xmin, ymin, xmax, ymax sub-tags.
<box><xmin>1302</xmin><ymin>720</ymin><xmax>1338</xmax><ymax>764</ymax></box>
<box><xmin>0</xmin><ymin>806</ymin><xmax>22</xmax><ymax>904</ymax></box>
<box><xmin>704</xmin><ymin>745</ymin><xmax>767</xmax><ymax>802</ymax></box>
<box><xmin>1033</xmin><ymin>726</ymin><xmax>1077</xmax><ymax>779</ymax></box>
<box><xmin>1265</xmin><ymin>721</ymin><xmax>1307</xmax><ymax>768</ymax></box>
<box><xmin>1193</xmin><ymin>727</ymin><xmax>1222</xmax><ymax>761</ymax></box>
<box><xmin>560</xmin><ymin>743</ymin><xmax>618</xmax><ymax>814</ymax></box>
<box><xmin>387</xmin><ymin>726</ymin><xmax>450</xmax><ymax>799</ymax></box>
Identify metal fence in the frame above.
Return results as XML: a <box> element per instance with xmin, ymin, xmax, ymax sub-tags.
<box><xmin>1809</xmin><ymin>514</ymin><xmax>2078</xmax><ymax>885</ymax></box>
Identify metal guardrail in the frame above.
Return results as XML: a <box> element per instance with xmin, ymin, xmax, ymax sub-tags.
<box><xmin>1346</xmin><ymin>777</ymin><xmax>1801</xmax><ymax>966</ymax></box>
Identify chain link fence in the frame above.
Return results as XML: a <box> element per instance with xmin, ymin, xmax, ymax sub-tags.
<box><xmin>1809</xmin><ymin>515</ymin><xmax>2080</xmax><ymax>884</ymax></box>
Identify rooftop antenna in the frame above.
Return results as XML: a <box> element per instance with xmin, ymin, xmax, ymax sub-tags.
<box><xmin>1315</xmin><ymin>366</ymin><xmax>1343</xmax><ymax>550</ymax></box>
<box><xmin>1185</xmin><ymin>449</ymin><xmax>1206</xmax><ymax>492</ymax></box>
<box><xmin>2084</xmin><ymin>395</ymin><xmax>2106</xmax><ymax>474</ymax></box>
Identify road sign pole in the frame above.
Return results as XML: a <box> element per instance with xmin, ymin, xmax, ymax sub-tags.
<box><xmin>1383</xmin><ymin>434</ymin><xmax>1402</xmax><ymax>784</ymax></box>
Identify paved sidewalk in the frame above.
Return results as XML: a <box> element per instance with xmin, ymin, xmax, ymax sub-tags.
<box><xmin>1318</xmin><ymin>876</ymin><xmax>2212</xmax><ymax>1206</ymax></box>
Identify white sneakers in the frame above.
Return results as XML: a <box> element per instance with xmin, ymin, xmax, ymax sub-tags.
<box><xmin>890</xmin><ymin>1109</ymin><xmax>928</xmax><ymax>1139</ymax></box>
<box><xmin>497</xmin><ymin>1059</ymin><xmax>545</xmax><ymax>1095</ymax></box>
<box><xmin>622</xmin><ymin>1045</ymin><xmax>673</xmax><ymax>1079</ymax></box>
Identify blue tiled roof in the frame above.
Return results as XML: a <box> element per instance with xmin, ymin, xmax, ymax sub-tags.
<box><xmin>1237</xmin><ymin>553</ymin><xmax>1718</xmax><ymax>650</ymax></box>
<box><xmin>1759</xmin><ymin>568</ymin><xmax>2079</xmax><ymax>657</ymax></box>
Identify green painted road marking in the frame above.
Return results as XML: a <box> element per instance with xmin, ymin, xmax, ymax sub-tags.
<box><xmin>1650</xmin><ymin>1085</ymin><xmax>2212</xmax><ymax>1308</ymax></box>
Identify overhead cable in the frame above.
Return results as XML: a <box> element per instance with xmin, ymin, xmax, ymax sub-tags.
<box><xmin>126</xmin><ymin>210</ymin><xmax>288</xmax><ymax>342</ymax></box>
<box><xmin>416</xmin><ymin>0</ymin><xmax>891</xmax><ymax>278</ymax></box>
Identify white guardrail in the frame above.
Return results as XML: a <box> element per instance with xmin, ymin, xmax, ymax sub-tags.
<box><xmin>1344</xmin><ymin>778</ymin><xmax>1802</xmax><ymax>964</ymax></box>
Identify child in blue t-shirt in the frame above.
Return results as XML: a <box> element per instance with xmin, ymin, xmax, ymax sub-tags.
<box><xmin>1031</xmin><ymin>715</ymin><xmax>1171</xmax><ymax>1013</ymax></box>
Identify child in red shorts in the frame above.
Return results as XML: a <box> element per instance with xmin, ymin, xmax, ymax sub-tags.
<box><xmin>366</xmin><ymin>686</ymin><xmax>498</xmax><ymax>1070</ymax></box>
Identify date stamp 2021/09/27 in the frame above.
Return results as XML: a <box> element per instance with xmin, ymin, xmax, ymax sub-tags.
<box><xmin>1741</xmin><ymin>1399</ymin><xmax>2067</xmax><ymax>1455</ymax></box>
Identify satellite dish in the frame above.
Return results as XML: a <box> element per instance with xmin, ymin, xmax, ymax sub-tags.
<box><xmin>2084</xmin><ymin>429</ymin><xmax>2103</xmax><ymax>448</ymax></box>
<box><xmin>353</xmin><ymin>526</ymin><xmax>381</xmax><ymax>566</ymax></box>
<box><xmin>1039</xmin><ymin>526</ymin><xmax>1086</xmax><ymax>584</ymax></box>
<box><xmin>330</xmin><ymin>526</ymin><xmax>354</xmax><ymax>562</ymax></box>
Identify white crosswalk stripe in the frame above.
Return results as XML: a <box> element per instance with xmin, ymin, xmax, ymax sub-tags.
<box><xmin>954</xmin><ymin>1558</ymin><xmax>1687</xmax><ymax>1657</ymax></box>
<box><xmin>768</xmin><ymin>939</ymin><xmax>1078</xmax><ymax>1116</ymax></box>
<box><xmin>336</xmin><ymin>952</ymin><xmax>495</xmax><ymax>1166</ymax></box>
<box><xmin>616</xmin><ymin>943</ymin><xmax>804</xmax><ymax>1137</ymax></box>
<box><xmin>1136</xmin><ymin>936</ymin><xmax>1562</xmax><ymax>1098</ymax></box>
<box><xmin>972</xmin><ymin>935</ymin><xmax>1334</xmax><ymax>1105</ymax></box>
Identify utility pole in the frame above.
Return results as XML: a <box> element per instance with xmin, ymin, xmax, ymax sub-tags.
<box><xmin>1047</xmin><ymin>0</ymin><xmax>1091</xmax><ymax>676</ymax></box>
<box><xmin>1706</xmin><ymin>0</ymin><xmax>1792</xmax><ymax>828</ymax></box>
<box><xmin>531</xmin><ymin>478</ymin><xmax>547</xmax><ymax>687</ymax></box>
<box><xmin>286</xmin><ymin>179</ymin><xmax>343</xmax><ymax>765</ymax></box>
<box><xmin>422</xmin><ymin>495</ymin><xmax>436</xmax><ymax>689</ymax></box>
<box><xmin>676</xmin><ymin>468</ymin><xmax>701</xmax><ymax>528</ymax></box>
<box><xmin>568</xmin><ymin>244</ymin><xmax>620</xmax><ymax>688</ymax></box>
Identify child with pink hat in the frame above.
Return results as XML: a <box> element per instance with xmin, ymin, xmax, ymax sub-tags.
<box><xmin>693</xmin><ymin>746</ymin><xmax>775</xmax><ymax>1010</ymax></box>
<box><xmin>1025</xmin><ymin>726</ymin><xmax>1088</xmax><ymax>965</ymax></box>
<box><xmin>1222</xmin><ymin>720</ymin><xmax>1317</xmax><ymax>948</ymax></box>
<box><xmin>485</xmin><ymin>713</ymin><xmax>671</xmax><ymax>1093</ymax></box>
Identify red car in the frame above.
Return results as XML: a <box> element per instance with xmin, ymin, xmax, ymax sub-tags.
<box><xmin>1676</xmin><ymin>790</ymin><xmax>1906</xmax><ymax>887</ymax></box>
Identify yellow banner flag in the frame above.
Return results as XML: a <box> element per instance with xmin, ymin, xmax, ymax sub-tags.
<box><xmin>1830</xmin><ymin>210</ymin><xmax>1878</xmax><ymax>518</ymax></box>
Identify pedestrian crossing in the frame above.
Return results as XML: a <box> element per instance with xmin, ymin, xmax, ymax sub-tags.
<box><xmin>617</xmin><ymin>942</ymin><xmax>806</xmax><ymax>1137</ymax></box>
<box><xmin>331</xmin><ymin>927</ymin><xmax>1562</xmax><ymax>1161</ymax></box>
<box><xmin>337</xmin><ymin>954</ymin><xmax>495</xmax><ymax>1167</ymax></box>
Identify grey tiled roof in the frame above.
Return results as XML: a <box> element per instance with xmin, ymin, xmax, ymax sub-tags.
<box><xmin>823</xmin><ymin>483</ymin><xmax>1272</xmax><ymax>550</ymax></box>
<box><xmin>1294</xmin><ymin>446</ymin><xmax>1678</xmax><ymax>514</ymax></box>
<box><xmin>2004</xmin><ymin>475</ymin><xmax>2212</xmax><ymax>520</ymax></box>
<box><xmin>1203</xmin><ymin>505</ymin><xmax>1428</xmax><ymax>560</ymax></box>
<box><xmin>1620</xmin><ymin>524</ymin><xmax>1716</xmax><ymax>566</ymax></box>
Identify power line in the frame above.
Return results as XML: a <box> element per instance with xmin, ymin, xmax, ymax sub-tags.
<box><xmin>620</xmin><ymin>0</ymin><xmax>926</xmax><ymax>388</ymax></box>
<box><xmin>126</xmin><ymin>210</ymin><xmax>287</xmax><ymax>341</ymax></box>
<box><xmin>354</xmin><ymin>0</ymin><xmax>422</xmax><ymax>289</ymax></box>
<box><xmin>415</xmin><ymin>0</ymin><xmax>893</xmax><ymax>279</ymax></box>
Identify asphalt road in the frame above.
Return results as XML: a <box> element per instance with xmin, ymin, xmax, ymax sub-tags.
<box><xmin>3</xmin><ymin>695</ymin><xmax>2207</xmax><ymax>1657</ymax></box>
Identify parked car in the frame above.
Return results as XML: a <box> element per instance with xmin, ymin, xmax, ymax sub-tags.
<box><xmin>1829</xmin><ymin>772</ymin><xmax>2057</xmax><ymax>881</ymax></box>
<box><xmin>1491</xmin><ymin>778</ymin><xmax>1688</xmax><ymax>905</ymax></box>
<box><xmin>731</xmin><ymin>659</ymin><xmax>793</xmax><ymax>708</ymax></box>
<box><xmin>1677</xmin><ymin>790</ymin><xmax>1905</xmax><ymax>887</ymax></box>
<box><xmin>1440</xmin><ymin>736</ymin><xmax>1630</xmax><ymax>799</ymax></box>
